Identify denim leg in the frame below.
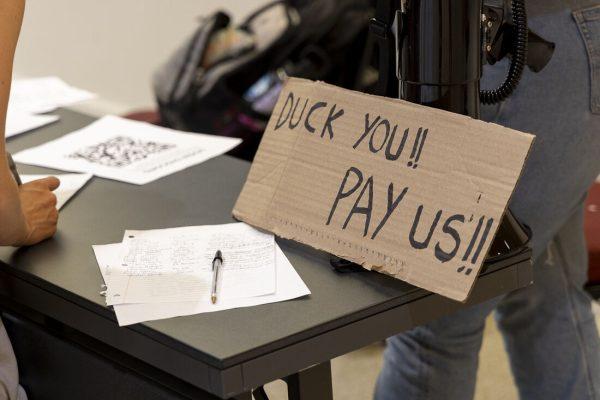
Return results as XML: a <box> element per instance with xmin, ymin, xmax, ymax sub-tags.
<box><xmin>375</xmin><ymin>2</ymin><xmax>600</xmax><ymax>399</ymax></box>
<box><xmin>374</xmin><ymin>297</ymin><xmax>499</xmax><ymax>400</ymax></box>
<box><xmin>482</xmin><ymin>4</ymin><xmax>600</xmax><ymax>260</ymax></box>
<box><xmin>495</xmin><ymin>205</ymin><xmax>600</xmax><ymax>400</ymax></box>
<box><xmin>488</xmin><ymin>5</ymin><xmax>600</xmax><ymax>398</ymax></box>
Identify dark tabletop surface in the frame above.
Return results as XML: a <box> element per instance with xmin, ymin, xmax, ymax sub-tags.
<box><xmin>1</xmin><ymin>109</ymin><xmax>519</xmax><ymax>370</ymax></box>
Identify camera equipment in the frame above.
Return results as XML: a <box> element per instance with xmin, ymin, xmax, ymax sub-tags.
<box><xmin>332</xmin><ymin>0</ymin><xmax>555</xmax><ymax>272</ymax></box>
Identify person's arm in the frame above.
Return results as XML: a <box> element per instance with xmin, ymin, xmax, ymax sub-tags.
<box><xmin>0</xmin><ymin>0</ymin><xmax>60</xmax><ymax>246</ymax></box>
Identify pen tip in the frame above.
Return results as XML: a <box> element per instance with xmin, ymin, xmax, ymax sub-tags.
<box><xmin>211</xmin><ymin>295</ymin><xmax>217</xmax><ymax>304</ymax></box>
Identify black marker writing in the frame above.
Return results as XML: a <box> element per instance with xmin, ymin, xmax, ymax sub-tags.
<box><xmin>409</xmin><ymin>205</ymin><xmax>442</xmax><ymax>250</ymax></box>
<box><xmin>371</xmin><ymin>183</ymin><xmax>409</xmax><ymax>240</ymax></box>
<box><xmin>462</xmin><ymin>216</ymin><xmax>484</xmax><ymax>262</ymax></box>
<box><xmin>273</xmin><ymin>91</ymin><xmax>343</xmax><ymax>140</ymax></box>
<box><xmin>385</xmin><ymin>127</ymin><xmax>409</xmax><ymax>161</ymax></box>
<box><xmin>274</xmin><ymin>91</ymin><xmax>295</xmax><ymax>130</ymax></box>
<box><xmin>369</xmin><ymin>119</ymin><xmax>391</xmax><ymax>153</ymax></box>
<box><xmin>304</xmin><ymin>101</ymin><xmax>327</xmax><ymax>133</ymax></box>
<box><xmin>354</xmin><ymin>114</ymin><xmax>380</xmax><ymax>149</ymax></box>
<box><xmin>434</xmin><ymin>214</ymin><xmax>465</xmax><ymax>263</ymax></box>
<box><xmin>353</xmin><ymin>113</ymin><xmax>429</xmax><ymax>168</ymax></box>
<box><xmin>407</xmin><ymin>128</ymin><xmax>422</xmax><ymax>168</ymax></box>
<box><xmin>410</xmin><ymin>128</ymin><xmax>428</xmax><ymax>169</ymax></box>
<box><xmin>327</xmin><ymin>167</ymin><xmax>363</xmax><ymax>225</ymax></box>
<box><xmin>343</xmin><ymin>176</ymin><xmax>374</xmax><ymax>237</ymax></box>
<box><xmin>470</xmin><ymin>218</ymin><xmax>494</xmax><ymax>264</ymax></box>
<box><xmin>289</xmin><ymin>98</ymin><xmax>308</xmax><ymax>129</ymax></box>
<box><xmin>321</xmin><ymin>104</ymin><xmax>344</xmax><ymax>139</ymax></box>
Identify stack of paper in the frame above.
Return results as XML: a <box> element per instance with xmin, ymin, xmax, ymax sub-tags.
<box><xmin>10</xmin><ymin>76</ymin><xmax>96</xmax><ymax>114</ymax></box>
<box><xmin>93</xmin><ymin>223</ymin><xmax>310</xmax><ymax>326</ymax></box>
<box><xmin>6</xmin><ymin>108</ymin><xmax>60</xmax><ymax>139</ymax></box>
<box><xmin>14</xmin><ymin>116</ymin><xmax>242</xmax><ymax>184</ymax></box>
<box><xmin>6</xmin><ymin>76</ymin><xmax>95</xmax><ymax>138</ymax></box>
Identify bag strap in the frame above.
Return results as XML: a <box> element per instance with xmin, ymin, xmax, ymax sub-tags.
<box><xmin>370</xmin><ymin>0</ymin><xmax>399</xmax><ymax>97</ymax></box>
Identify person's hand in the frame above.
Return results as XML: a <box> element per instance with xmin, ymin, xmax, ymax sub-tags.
<box><xmin>16</xmin><ymin>176</ymin><xmax>60</xmax><ymax>246</ymax></box>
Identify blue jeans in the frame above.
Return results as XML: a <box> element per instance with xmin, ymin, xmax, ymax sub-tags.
<box><xmin>375</xmin><ymin>2</ymin><xmax>600</xmax><ymax>399</ymax></box>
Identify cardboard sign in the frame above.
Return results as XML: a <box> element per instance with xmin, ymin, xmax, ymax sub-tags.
<box><xmin>233</xmin><ymin>78</ymin><xmax>534</xmax><ymax>301</ymax></box>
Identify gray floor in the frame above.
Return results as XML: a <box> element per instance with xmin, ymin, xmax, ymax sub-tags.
<box><xmin>264</xmin><ymin>302</ymin><xmax>600</xmax><ymax>400</ymax></box>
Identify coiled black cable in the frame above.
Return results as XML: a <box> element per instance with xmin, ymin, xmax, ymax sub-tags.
<box><xmin>480</xmin><ymin>0</ymin><xmax>528</xmax><ymax>104</ymax></box>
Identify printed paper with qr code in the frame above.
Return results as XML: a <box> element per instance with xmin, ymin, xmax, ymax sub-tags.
<box><xmin>13</xmin><ymin>116</ymin><xmax>241</xmax><ymax>185</ymax></box>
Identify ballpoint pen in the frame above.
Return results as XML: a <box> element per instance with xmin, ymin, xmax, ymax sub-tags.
<box><xmin>211</xmin><ymin>250</ymin><xmax>223</xmax><ymax>304</ymax></box>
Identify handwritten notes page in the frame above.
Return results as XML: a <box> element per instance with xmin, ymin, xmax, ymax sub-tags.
<box><xmin>13</xmin><ymin>116</ymin><xmax>242</xmax><ymax>185</ymax></box>
<box><xmin>233</xmin><ymin>78</ymin><xmax>535</xmax><ymax>302</ymax></box>
<box><xmin>104</xmin><ymin>223</ymin><xmax>276</xmax><ymax>305</ymax></box>
<box><xmin>93</xmin><ymin>242</ymin><xmax>310</xmax><ymax>326</ymax></box>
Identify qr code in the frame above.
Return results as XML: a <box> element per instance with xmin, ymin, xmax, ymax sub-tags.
<box><xmin>68</xmin><ymin>136</ymin><xmax>175</xmax><ymax>167</ymax></box>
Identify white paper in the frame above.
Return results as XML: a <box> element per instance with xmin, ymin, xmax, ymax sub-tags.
<box><xmin>9</xmin><ymin>76</ymin><xmax>95</xmax><ymax>114</ymax></box>
<box><xmin>93</xmin><ymin>242</ymin><xmax>310</xmax><ymax>326</ymax></box>
<box><xmin>105</xmin><ymin>223</ymin><xmax>276</xmax><ymax>304</ymax></box>
<box><xmin>20</xmin><ymin>173</ymin><xmax>93</xmax><ymax>210</ymax></box>
<box><xmin>13</xmin><ymin>116</ymin><xmax>242</xmax><ymax>185</ymax></box>
<box><xmin>105</xmin><ymin>274</ymin><xmax>211</xmax><ymax>305</ymax></box>
<box><xmin>6</xmin><ymin>109</ymin><xmax>59</xmax><ymax>138</ymax></box>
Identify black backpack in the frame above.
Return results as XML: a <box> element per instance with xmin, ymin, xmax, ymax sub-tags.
<box><xmin>154</xmin><ymin>0</ymin><xmax>375</xmax><ymax>160</ymax></box>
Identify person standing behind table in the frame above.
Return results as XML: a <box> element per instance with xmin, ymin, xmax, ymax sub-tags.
<box><xmin>375</xmin><ymin>0</ymin><xmax>600</xmax><ymax>399</ymax></box>
<box><xmin>0</xmin><ymin>1</ymin><xmax>61</xmax><ymax>399</ymax></box>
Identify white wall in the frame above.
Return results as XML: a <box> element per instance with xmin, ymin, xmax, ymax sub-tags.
<box><xmin>14</xmin><ymin>0</ymin><xmax>266</xmax><ymax>115</ymax></box>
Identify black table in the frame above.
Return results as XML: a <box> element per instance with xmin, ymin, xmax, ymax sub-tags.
<box><xmin>0</xmin><ymin>109</ymin><xmax>532</xmax><ymax>400</ymax></box>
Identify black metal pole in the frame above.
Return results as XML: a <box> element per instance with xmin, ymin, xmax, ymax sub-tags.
<box><xmin>395</xmin><ymin>0</ymin><xmax>482</xmax><ymax>117</ymax></box>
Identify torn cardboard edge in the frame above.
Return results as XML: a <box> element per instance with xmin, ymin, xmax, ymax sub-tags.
<box><xmin>233</xmin><ymin>77</ymin><xmax>535</xmax><ymax>302</ymax></box>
